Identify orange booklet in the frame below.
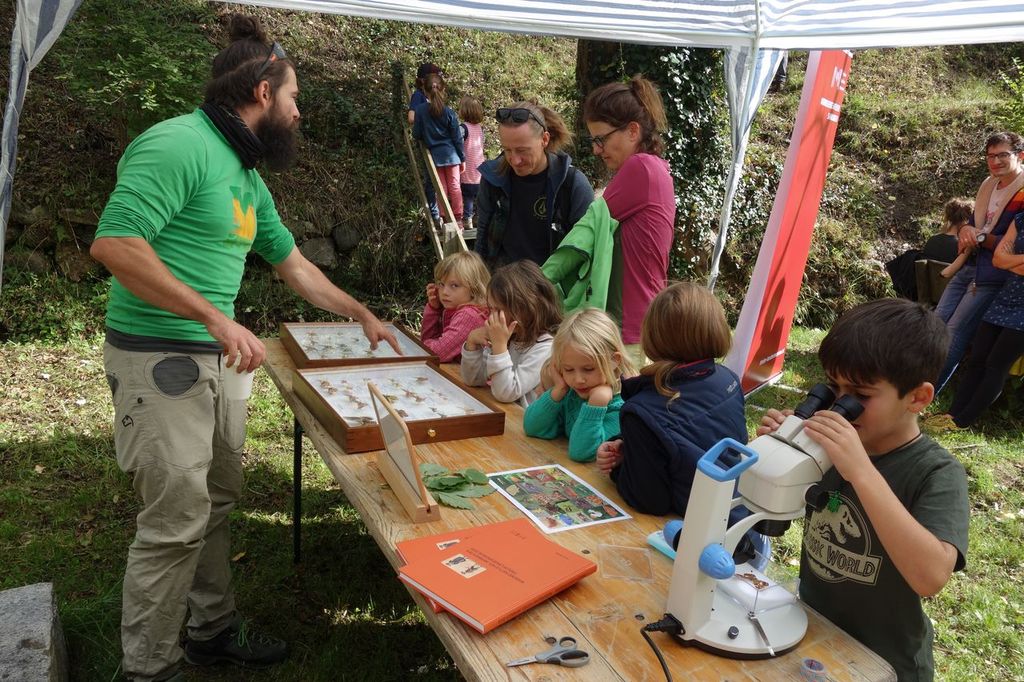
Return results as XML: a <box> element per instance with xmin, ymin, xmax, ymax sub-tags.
<box><xmin>397</xmin><ymin>520</ymin><xmax>597</xmax><ymax>633</ymax></box>
<box><xmin>396</xmin><ymin>519</ymin><xmax>535</xmax><ymax>613</ymax></box>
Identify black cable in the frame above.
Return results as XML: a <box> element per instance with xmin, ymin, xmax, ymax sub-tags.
<box><xmin>640</xmin><ymin>614</ymin><xmax>682</xmax><ymax>682</ymax></box>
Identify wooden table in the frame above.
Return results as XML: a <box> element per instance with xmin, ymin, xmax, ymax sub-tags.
<box><xmin>262</xmin><ymin>339</ymin><xmax>895</xmax><ymax>682</ymax></box>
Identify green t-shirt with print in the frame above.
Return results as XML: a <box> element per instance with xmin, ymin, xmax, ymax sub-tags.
<box><xmin>799</xmin><ymin>435</ymin><xmax>969</xmax><ymax>681</ymax></box>
<box><xmin>96</xmin><ymin>109</ymin><xmax>295</xmax><ymax>342</ymax></box>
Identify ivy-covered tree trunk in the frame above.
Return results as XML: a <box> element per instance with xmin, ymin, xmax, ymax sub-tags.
<box><xmin>575</xmin><ymin>39</ymin><xmax>727</xmax><ymax>280</ymax></box>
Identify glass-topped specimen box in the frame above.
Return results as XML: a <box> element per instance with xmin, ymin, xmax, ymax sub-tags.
<box><xmin>280</xmin><ymin>321</ymin><xmax>437</xmax><ymax>369</ymax></box>
<box><xmin>292</xmin><ymin>361</ymin><xmax>505</xmax><ymax>453</ymax></box>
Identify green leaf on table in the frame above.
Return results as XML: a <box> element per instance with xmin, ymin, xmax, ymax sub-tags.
<box><xmin>428</xmin><ymin>475</ymin><xmax>467</xmax><ymax>490</ymax></box>
<box><xmin>460</xmin><ymin>468</ymin><xmax>489</xmax><ymax>485</ymax></box>
<box><xmin>448</xmin><ymin>484</ymin><xmax>495</xmax><ymax>498</ymax></box>
<box><xmin>435</xmin><ymin>491</ymin><xmax>476</xmax><ymax>509</ymax></box>
<box><xmin>420</xmin><ymin>462</ymin><xmax>449</xmax><ymax>478</ymax></box>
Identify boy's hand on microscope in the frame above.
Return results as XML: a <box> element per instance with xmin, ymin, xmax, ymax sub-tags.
<box><xmin>596</xmin><ymin>439</ymin><xmax>623</xmax><ymax>475</ymax></box>
<box><xmin>803</xmin><ymin>411</ymin><xmax>870</xmax><ymax>482</ymax></box>
<box><xmin>588</xmin><ymin>384</ymin><xmax>614</xmax><ymax>407</ymax></box>
<box><xmin>755</xmin><ymin>408</ymin><xmax>794</xmax><ymax>436</ymax></box>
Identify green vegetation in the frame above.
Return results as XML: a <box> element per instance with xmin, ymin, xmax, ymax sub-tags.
<box><xmin>4</xmin><ymin>5</ymin><xmax>1024</xmax><ymax>335</ymax></box>
<box><xmin>1</xmin><ymin>2</ymin><xmax>1023</xmax><ymax>680</ymax></box>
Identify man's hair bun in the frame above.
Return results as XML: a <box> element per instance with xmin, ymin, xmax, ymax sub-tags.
<box><xmin>226</xmin><ymin>13</ymin><xmax>267</xmax><ymax>44</ymax></box>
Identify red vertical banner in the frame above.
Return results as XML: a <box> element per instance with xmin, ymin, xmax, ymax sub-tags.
<box><xmin>725</xmin><ymin>50</ymin><xmax>852</xmax><ymax>394</ymax></box>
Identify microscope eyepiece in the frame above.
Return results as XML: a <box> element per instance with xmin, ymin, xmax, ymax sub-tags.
<box><xmin>793</xmin><ymin>383</ymin><xmax>836</xmax><ymax>419</ymax></box>
<box><xmin>830</xmin><ymin>394</ymin><xmax>865</xmax><ymax>422</ymax></box>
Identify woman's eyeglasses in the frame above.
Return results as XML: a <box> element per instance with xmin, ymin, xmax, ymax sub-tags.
<box><xmin>255</xmin><ymin>42</ymin><xmax>288</xmax><ymax>81</ymax></box>
<box><xmin>585</xmin><ymin>124</ymin><xmax>629</xmax><ymax>149</ymax></box>
<box><xmin>495</xmin><ymin>107</ymin><xmax>547</xmax><ymax>131</ymax></box>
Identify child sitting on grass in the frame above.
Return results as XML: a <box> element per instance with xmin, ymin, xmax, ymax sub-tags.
<box><xmin>935</xmin><ymin>197</ymin><xmax>974</xmax><ymax>279</ymax></box>
<box><xmin>757</xmin><ymin>298</ymin><xmax>969</xmax><ymax>681</ymax></box>
<box><xmin>524</xmin><ymin>308</ymin><xmax>636</xmax><ymax>462</ymax></box>
<box><xmin>461</xmin><ymin>260</ymin><xmax>562</xmax><ymax>406</ymax></box>
<box><xmin>420</xmin><ymin>251</ymin><xmax>489</xmax><ymax>363</ymax></box>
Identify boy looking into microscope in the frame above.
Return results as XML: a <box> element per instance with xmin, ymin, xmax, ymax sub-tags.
<box><xmin>757</xmin><ymin>299</ymin><xmax>969</xmax><ymax>681</ymax></box>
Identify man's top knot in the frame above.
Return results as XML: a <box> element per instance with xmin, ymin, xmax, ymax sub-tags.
<box><xmin>227</xmin><ymin>13</ymin><xmax>267</xmax><ymax>44</ymax></box>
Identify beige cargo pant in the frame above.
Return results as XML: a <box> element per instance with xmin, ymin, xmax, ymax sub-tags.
<box><xmin>103</xmin><ymin>344</ymin><xmax>247</xmax><ymax>682</ymax></box>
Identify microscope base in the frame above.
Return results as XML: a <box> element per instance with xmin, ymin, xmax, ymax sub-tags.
<box><xmin>671</xmin><ymin>592</ymin><xmax>807</xmax><ymax>659</ymax></box>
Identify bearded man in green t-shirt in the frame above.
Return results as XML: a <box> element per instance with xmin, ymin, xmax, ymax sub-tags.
<box><xmin>89</xmin><ymin>15</ymin><xmax>398</xmax><ymax>682</ymax></box>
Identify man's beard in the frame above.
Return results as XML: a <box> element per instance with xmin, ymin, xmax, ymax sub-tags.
<box><xmin>256</xmin><ymin>110</ymin><xmax>299</xmax><ymax>172</ymax></box>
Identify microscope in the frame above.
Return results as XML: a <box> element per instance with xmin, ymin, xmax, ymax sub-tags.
<box><xmin>663</xmin><ymin>384</ymin><xmax>863</xmax><ymax>658</ymax></box>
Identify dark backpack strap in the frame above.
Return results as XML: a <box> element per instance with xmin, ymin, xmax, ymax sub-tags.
<box><xmin>555</xmin><ymin>166</ymin><xmax>578</xmax><ymax>233</ymax></box>
<box><xmin>460</xmin><ymin>123</ymin><xmax>469</xmax><ymax>141</ymax></box>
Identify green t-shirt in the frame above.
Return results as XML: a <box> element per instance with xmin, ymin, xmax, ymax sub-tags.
<box><xmin>96</xmin><ymin>109</ymin><xmax>295</xmax><ymax>342</ymax></box>
<box><xmin>799</xmin><ymin>435</ymin><xmax>970</xmax><ymax>681</ymax></box>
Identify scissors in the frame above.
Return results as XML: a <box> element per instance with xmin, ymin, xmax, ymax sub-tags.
<box><xmin>506</xmin><ymin>636</ymin><xmax>590</xmax><ymax>668</ymax></box>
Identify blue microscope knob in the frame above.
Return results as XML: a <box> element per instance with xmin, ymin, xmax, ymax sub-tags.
<box><xmin>663</xmin><ymin>519</ymin><xmax>684</xmax><ymax>549</ymax></box>
<box><xmin>698</xmin><ymin>543</ymin><xmax>735</xmax><ymax>579</ymax></box>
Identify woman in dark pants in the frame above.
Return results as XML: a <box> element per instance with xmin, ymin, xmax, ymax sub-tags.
<box><xmin>946</xmin><ymin>213</ymin><xmax>1024</xmax><ymax>427</ymax></box>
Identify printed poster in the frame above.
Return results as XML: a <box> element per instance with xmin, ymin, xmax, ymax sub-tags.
<box><xmin>488</xmin><ymin>464</ymin><xmax>630</xmax><ymax>534</ymax></box>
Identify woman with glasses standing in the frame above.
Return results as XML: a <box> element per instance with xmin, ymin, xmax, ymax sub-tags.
<box><xmin>474</xmin><ymin>102</ymin><xmax>594</xmax><ymax>269</ymax></box>
<box><xmin>575</xmin><ymin>76</ymin><xmax>675</xmax><ymax>367</ymax></box>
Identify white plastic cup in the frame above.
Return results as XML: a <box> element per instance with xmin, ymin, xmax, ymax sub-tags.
<box><xmin>223</xmin><ymin>367</ymin><xmax>256</xmax><ymax>400</ymax></box>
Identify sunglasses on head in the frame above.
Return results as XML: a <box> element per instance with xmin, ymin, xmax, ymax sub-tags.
<box><xmin>495</xmin><ymin>107</ymin><xmax>547</xmax><ymax>131</ymax></box>
<box><xmin>255</xmin><ymin>42</ymin><xmax>288</xmax><ymax>81</ymax></box>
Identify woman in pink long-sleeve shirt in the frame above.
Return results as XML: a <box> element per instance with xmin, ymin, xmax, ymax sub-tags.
<box><xmin>420</xmin><ymin>250</ymin><xmax>490</xmax><ymax>362</ymax></box>
<box><xmin>582</xmin><ymin>76</ymin><xmax>676</xmax><ymax>363</ymax></box>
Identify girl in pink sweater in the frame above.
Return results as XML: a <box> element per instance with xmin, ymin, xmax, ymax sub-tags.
<box><xmin>421</xmin><ymin>251</ymin><xmax>490</xmax><ymax>362</ymax></box>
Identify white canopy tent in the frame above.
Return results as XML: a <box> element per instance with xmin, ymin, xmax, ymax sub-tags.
<box><xmin>3</xmin><ymin>0</ymin><xmax>1024</xmax><ymax>290</ymax></box>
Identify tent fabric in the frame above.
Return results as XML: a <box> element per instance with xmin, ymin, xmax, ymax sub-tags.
<box><xmin>0</xmin><ymin>0</ymin><xmax>83</xmax><ymax>288</ymax></box>
<box><xmin>237</xmin><ymin>1</ymin><xmax>1024</xmax><ymax>50</ymax></box>
<box><xmin>709</xmin><ymin>46</ymin><xmax>785</xmax><ymax>291</ymax></box>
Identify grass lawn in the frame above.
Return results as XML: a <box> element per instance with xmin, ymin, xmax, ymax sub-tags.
<box><xmin>1</xmin><ymin>329</ymin><xmax>1022</xmax><ymax>680</ymax></box>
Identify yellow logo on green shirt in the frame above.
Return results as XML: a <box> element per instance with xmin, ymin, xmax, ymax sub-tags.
<box><xmin>229</xmin><ymin>186</ymin><xmax>256</xmax><ymax>244</ymax></box>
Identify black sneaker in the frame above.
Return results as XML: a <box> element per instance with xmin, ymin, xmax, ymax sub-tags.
<box><xmin>183</xmin><ymin>620</ymin><xmax>288</xmax><ymax>669</ymax></box>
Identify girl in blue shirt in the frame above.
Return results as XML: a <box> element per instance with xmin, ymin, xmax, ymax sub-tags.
<box><xmin>524</xmin><ymin>308</ymin><xmax>636</xmax><ymax>462</ymax></box>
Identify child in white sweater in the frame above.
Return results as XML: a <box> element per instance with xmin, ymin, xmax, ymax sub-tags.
<box><xmin>461</xmin><ymin>260</ymin><xmax>562</xmax><ymax>406</ymax></box>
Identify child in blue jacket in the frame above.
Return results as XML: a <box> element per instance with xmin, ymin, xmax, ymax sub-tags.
<box><xmin>412</xmin><ymin>73</ymin><xmax>465</xmax><ymax>224</ymax></box>
<box><xmin>597</xmin><ymin>282</ymin><xmax>765</xmax><ymax>560</ymax></box>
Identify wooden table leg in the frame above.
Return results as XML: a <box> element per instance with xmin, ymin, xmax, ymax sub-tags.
<box><xmin>293</xmin><ymin>417</ymin><xmax>304</xmax><ymax>565</ymax></box>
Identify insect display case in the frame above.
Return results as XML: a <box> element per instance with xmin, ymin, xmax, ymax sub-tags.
<box><xmin>280</xmin><ymin>321</ymin><xmax>437</xmax><ymax>369</ymax></box>
<box><xmin>292</xmin><ymin>362</ymin><xmax>505</xmax><ymax>453</ymax></box>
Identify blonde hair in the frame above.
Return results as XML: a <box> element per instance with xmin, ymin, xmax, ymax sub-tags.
<box><xmin>551</xmin><ymin>308</ymin><xmax>636</xmax><ymax>392</ymax></box>
<box><xmin>641</xmin><ymin>282</ymin><xmax>732</xmax><ymax>400</ymax></box>
<box><xmin>433</xmin><ymin>251</ymin><xmax>489</xmax><ymax>306</ymax></box>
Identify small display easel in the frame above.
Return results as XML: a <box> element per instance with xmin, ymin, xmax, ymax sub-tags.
<box><xmin>369</xmin><ymin>382</ymin><xmax>441</xmax><ymax>523</ymax></box>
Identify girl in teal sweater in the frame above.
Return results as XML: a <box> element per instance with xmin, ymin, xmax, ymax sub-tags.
<box><xmin>524</xmin><ymin>308</ymin><xmax>636</xmax><ymax>461</ymax></box>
